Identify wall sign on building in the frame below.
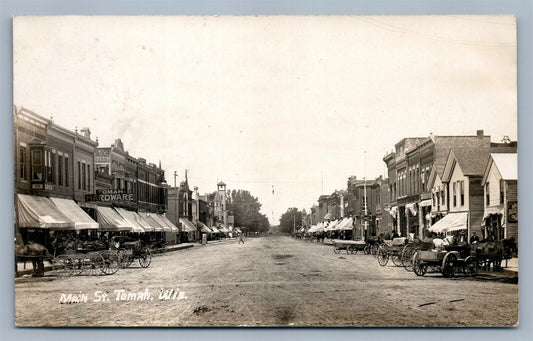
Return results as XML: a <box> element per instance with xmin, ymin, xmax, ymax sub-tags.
<box><xmin>86</xmin><ymin>189</ymin><xmax>135</xmax><ymax>202</ymax></box>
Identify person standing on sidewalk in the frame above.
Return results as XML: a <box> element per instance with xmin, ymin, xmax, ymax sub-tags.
<box><xmin>238</xmin><ymin>232</ymin><xmax>245</xmax><ymax>244</ymax></box>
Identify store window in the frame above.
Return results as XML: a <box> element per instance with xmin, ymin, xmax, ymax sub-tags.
<box><xmin>19</xmin><ymin>146</ymin><xmax>26</xmax><ymax>180</ymax></box>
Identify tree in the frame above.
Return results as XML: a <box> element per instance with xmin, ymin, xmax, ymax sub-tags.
<box><xmin>279</xmin><ymin>208</ymin><xmax>304</xmax><ymax>234</ymax></box>
<box><xmin>226</xmin><ymin>189</ymin><xmax>270</xmax><ymax>233</ymax></box>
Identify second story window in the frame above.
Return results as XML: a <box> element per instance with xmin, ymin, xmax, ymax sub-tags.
<box><xmin>486</xmin><ymin>183</ymin><xmax>490</xmax><ymax>206</ymax></box>
<box><xmin>19</xmin><ymin>146</ymin><xmax>26</xmax><ymax>180</ymax></box>
<box><xmin>500</xmin><ymin>180</ymin><xmax>504</xmax><ymax>204</ymax></box>
<box><xmin>32</xmin><ymin>149</ymin><xmax>43</xmax><ymax>181</ymax></box>
<box><xmin>460</xmin><ymin>181</ymin><xmax>465</xmax><ymax>206</ymax></box>
<box><xmin>453</xmin><ymin>182</ymin><xmax>457</xmax><ymax>207</ymax></box>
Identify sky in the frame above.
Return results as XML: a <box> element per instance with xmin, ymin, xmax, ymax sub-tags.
<box><xmin>13</xmin><ymin>15</ymin><xmax>517</xmax><ymax>224</ymax></box>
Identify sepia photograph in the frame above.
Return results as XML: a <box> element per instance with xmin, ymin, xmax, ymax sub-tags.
<box><xmin>12</xmin><ymin>15</ymin><xmax>518</xmax><ymax>327</ymax></box>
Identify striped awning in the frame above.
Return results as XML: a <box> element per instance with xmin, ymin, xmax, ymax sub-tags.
<box><xmin>114</xmin><ymin>208</ymin><xmax>149</xmax><ymax>233</ymax></box>
<box><xmin>179</xmin><ymin>218</ymin><xmax>197</xmax><ymax>233</ymax></box>
<box><xmin>96</xmin><ymin>206</ymin><xmax>133</xmax><ymax>232</ymax></box>
<box><xmin>16</xmin><ymin>194</ymin><xmax>73</xmax><ymax>229</ymax></box>
<box><xmin>49</xmin><ymin>197</ymin><xmax>98</xmax><ymax>230</ymax></box>
<box><xmin>138</xmin><ymin>212</ymin><xmax>164</xmax><ymax>232</ymax></box>
<box><xmin>157</xmin><ymin>214</ymin><xmax>179</xmax><ymax>233</ymax></box>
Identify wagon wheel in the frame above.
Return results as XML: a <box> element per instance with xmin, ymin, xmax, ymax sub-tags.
<box><xmin>377</xmin><ymin>245</ymin><xmax>389</xmax><ymax>266</ymax></box>
<box><xmin>100</xmin><ymin>251</ymin><xmax>120</xmax><ymax>275</ymax></box>
<box><xmin>69</xmin><ymin>254</ymin><xmax>85</xmax><ymax>276</ymax></box>
<box><xmin>401</xmin><ymin>246</ymin><xmax>415</xmax><ymax>272</ymax></box>
<box><xmin>138</xmin><ymin>247</ymin><xmax>152</xmax><ymax>268</ymax></box>
<box><xmin>117</xmin><ymin>248</ymin><xmax>133</xmax><ymax>268</ymax></box>
<box><xmin>347</xmin><ymin>245</ymin><xmax>357</xmax><ymax>255</ymax></box>
<box><xmin>363</xmin><ymin>245</ymin><xmax>371</xmax><ymax>255</ymax></box>
<box><xmin>333</xmin><ymin>247</ymin><xmax>341</xmax><ymax>254</ymax></box>
<box><xmin>413</xmin><ymin>255</ymin><xmax>427</xmax><ymax>276</ymax></box>
<box><xmin>81</xmin><ymin>252</ymin><xmax>105</xmax><ymax>276</ymax></box>
<box><xmin>391</xmin><ymin>254</ymin><xmax>402</xmax><ymax>266</ymax></box>
<box><xmin>465</xmin><ymin>256</ymin><xmax>478</xmax><ymax>277</ymax></box>
<box><xmin>441</xmin><ymin>253</ymin><xmax>457</xmax><ymax>278</ymax></box>
<box><xmin>51</xmin><ymin>255</ymin><xmax>75</xmax><ymax>277</ymax></box>
<box><xmin>371</xmin><ymin>244</ymin><xmax>380</xmax><ymax>258</ymax></box>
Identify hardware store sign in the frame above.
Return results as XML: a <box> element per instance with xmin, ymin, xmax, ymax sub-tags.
<box><xmin>87</xmin><ymin>189</ymin><xmax>134</xmax><ymax>202</ymax></box>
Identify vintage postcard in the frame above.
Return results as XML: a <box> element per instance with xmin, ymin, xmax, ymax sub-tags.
<box><xmin>13</xmin><ymin>15</ymin><xmax>518</xmax><ymax>327</ymax></box>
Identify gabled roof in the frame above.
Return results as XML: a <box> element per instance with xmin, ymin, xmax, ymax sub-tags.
<box><xmin>482</xmin><ymin>153</ymin><xmax>517</xmax><ymax>185</ymax></box>
<box><xmin>442</xmin><ymin>148</ymin><xmax>491</xmax><ymax>182</ymax></box>
<box><xmin>491</xmin><ymin>153</ymin><xmax>517</xmax><ymax>180</ymax></box>
<box><xmin>431</xmin><ymin>135</ymin><xmax>491</xmax><ymax>177</ymax></box>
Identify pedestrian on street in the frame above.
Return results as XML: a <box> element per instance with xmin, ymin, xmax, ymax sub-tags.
<box><xmin>238</xmin><ymin>233</ymin><xmax>245</xmax><ymax>244</ymax></box>
<box><xmin>469</xmin><ymin>232</ymin><xmax>480</xmax><ymax>245</ymax></box>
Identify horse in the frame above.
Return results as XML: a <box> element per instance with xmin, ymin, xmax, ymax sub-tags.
<box><xmin>473</xmin><ymin>238</ymin><xmax>516</xmax><ymax>272</ymax></box>
<box><xmin>15</xmin><ymin>241</ymin><xmax>53</xmax><ymax>277</ymax></box>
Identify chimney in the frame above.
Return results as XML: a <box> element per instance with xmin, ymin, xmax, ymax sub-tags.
<box><xmin>477</xmin><ymin>130</ymin><xmax>484</xmax><ymax>138</ymax></box>
<box><xmin>80</xmin><ymin>127</ymin><xmax>91</xmax><ymax>139</ymax></box>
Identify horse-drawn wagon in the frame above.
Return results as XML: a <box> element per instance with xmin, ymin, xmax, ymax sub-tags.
<box><xmin>412</xmin><ymin>245</ymin><xmax>478</xmax><ymax>277</ymax></box>
<box><xmin>332</xmin><ymin>240</ymin><xmax>369</xmax><ymax>255</ymax></box>
<box><xmin>111</xmin><ymin>236</ymin><xmax>152</xmax><ymax>268</ymax></box>
<box><xmin>377</xmin><ymin>237</ymin><xmax>410</xmax><ymax>266</ymax></box>
<box><xmin>50</xmin><ymin>239</ymin><xmax>121</xmax><ymax>276</ymax></box>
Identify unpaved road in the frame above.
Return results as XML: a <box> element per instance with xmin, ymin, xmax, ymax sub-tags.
<box><xmin>15</xmin><ymin>236</ymin><xmax>518</xmax><ymax>327</ymax></box>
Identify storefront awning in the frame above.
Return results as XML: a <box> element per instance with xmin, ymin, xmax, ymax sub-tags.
<box><xmin>389</xmin><ymin>206</ymin><xmax>398</xmax><ymax>218</ymax></box>
<box><xmin>157</xmin><ymin>214</ymin><xmax>179</xmax><ymax>233</ymax></box>
<box><xmin>16</xmin><ymin>194</ymin><xmax>74</xmax><ymax>229</ymax></box>
<box><xmin>96</xmin><ymin>206</ymin><xmax>133</xmax><ymax>232</ymax></box>
<box><xmin>406</xmin><ymin>203</ymin><xmax>417</xmax><ymax>216</ymax></box>
<box><xmin>138</xmin><ymin>212</ymin><xmax>164</xmax><ymax>232</ymax></box>
<box><xmin>149</xmin><ymin>214</ymin><xmax>171</xmax><ymax>232</ymax></box>
<box><xmin>323</xmin><ymin>212</ymin><xmax>332</xmax><ymax>220</ymax></box>
<box><xmin>428</xmin><ymin>212</ymin><xmax>468</xmax><ymax>233</ymax></box>
<box><xmin>482</xmin><ymin>206</ymin><xmax>504</xmax><ymax>226</ymax></box>
<box><xmin>115</xmin><ymin>208</ymin><xmax>149</xmax><ymax>233</ymax></box>
<box><xmin>179</xmin><ymin>218</ymin><xmax>197</xmax><ymax>233</ymax></box>
<box><xmin>339</xmin><ymin>217</ymin><xmax>354</xmax><ymax>230</ymax></box>
<box><xmin>50</xmin><ymin>197</ymin><xmax>99</xmax><ymax>230</ymax></box>
<box><xmin>210</xmin><ymin>226</ymin><xmax>221</xmax><ymax>233</ymax></box>
<box><xmin>325</xmin><ymin>220</ymin><xmax>339</xmax><ymax>231</ymax></box>
<box><xmin>198</xmin><ymin>221</ymin><xmax>212</xmax><ymax>234</ymax></box>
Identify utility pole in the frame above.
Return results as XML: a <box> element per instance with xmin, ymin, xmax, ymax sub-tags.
<box><xmin>174</xmin><ymin>171</ymin><xmax>180</xmax><ymax>242</ymax></box>
<box><xmin>363</xmin><ymin>150</ymin><xmax>367</xmax><ymax>241</ymax></box>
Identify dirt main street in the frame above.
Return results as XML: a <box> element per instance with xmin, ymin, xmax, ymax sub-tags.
<box><xmin>15</xmin><ymin>236</ymin><xmax>518</xmax><ymax>327</ymax></box>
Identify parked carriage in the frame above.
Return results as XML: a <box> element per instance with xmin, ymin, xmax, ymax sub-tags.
<box><xmin>377</xmin><ymin>237</ymin><xmax>409</xmax><ymax>266</ymax></box>
<box><xmin>111</xmin><ymin>236</ymin><xmax>152</xmax><ymax>268</ymax></box>
<box><xmin>412</xmin><ymin>245</ymin><xmax>478</xmax><ymax>277</ymax></box>
<box><xmin>332</xmin><ymin>240</ymin><xmax>369</xmax><ymax>255</ymax></box>
<box><xmin>51</xmin><ymin>241</ymin><xmax>121</xmax><ymax>276</ymax></box>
